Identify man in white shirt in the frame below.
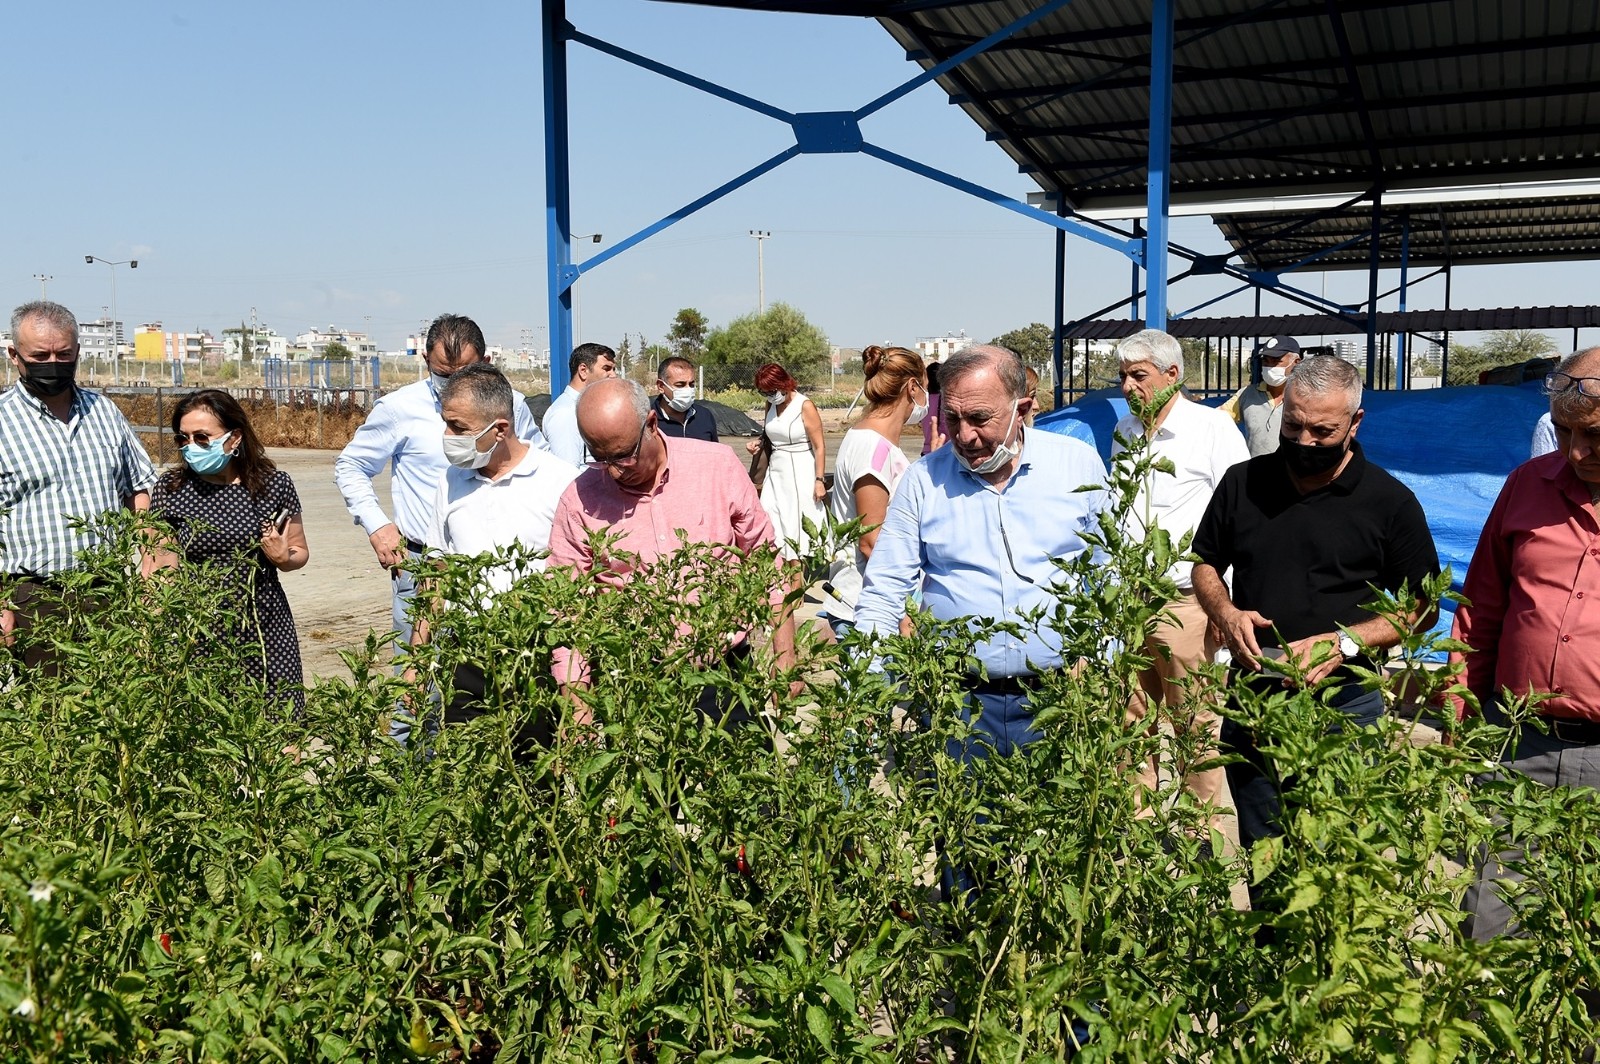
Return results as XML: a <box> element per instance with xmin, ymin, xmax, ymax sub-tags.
<box><xmin>334</xmin><ymin>314</ymin><xmax>544</xmax><ymax>648</ymax></box>
<box><xmin>411</xmin><ymin>363</ymin><xmax>580</xmax><ymax>749</ymax></box>
<box><xmin>1111</xmin><ymin>329</ymin><xmax>1248</xmax><ymax>820</ymax></box>
<box><xmin>542</xmin><ymin>343</ymin><xmax>617</xmax><ymax>466</ymax></box>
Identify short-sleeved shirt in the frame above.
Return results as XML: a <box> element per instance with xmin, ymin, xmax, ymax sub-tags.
<box><xmin>651</xmin><ymin>396</ymin><xmax>720</xmax><ymax>443</ymax></box>
<box><xmin>0</xmin><ymin>384</ymin><xmax>157</xmax><ymax>577</ymax></box>
<box><xmin>1191</xmin><ymin>440</ymin><xmax>1439</xmax><ymax>650</ymax></box>
<box><xmin>826</xmin><ymin>427</ymin><xmax>911</xmax><ymax>615</ymax></box>
<box><xmin>1220</xmin><ymin>382</ymin><xmax>1285</xmax><ymax>457</ymax></box>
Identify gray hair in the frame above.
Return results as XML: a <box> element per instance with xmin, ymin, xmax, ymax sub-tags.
<box><xmin>11</xmin><ymin>301</ymin><xmax>79</xmax><ymax>341</ymax></box>
<box><xmin>1550</xmin><ymin>346</ymin><xmax>1600</xmax><ymax>422</ymax></box>
<box><xmin>1115</xmin><ymin>328</ymin><xmax>1183</xmax><ymax>377</ymax></box>
<box><xmin>1284</xmin><ymin>355</ymin><xmax>1362</xmax><ymax>415</ymax></box>
<box><xmin>941</xmin><ymin>344</ymin><xmax>1027</xmax><ymax>399</ymax></box>
<box><xmin>439</xmin><ymin>362</ymin><xmax>514</xmax><ymax>424</ymax></box>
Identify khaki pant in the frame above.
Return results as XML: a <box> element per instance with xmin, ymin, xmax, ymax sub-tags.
<box><xmin>5</xmin><ymin>577</ymin><xmax>102</xmax><ymax>676</ymax></box>
<box><xmin>1127</xmin><ymin>590</ymin><xmax>1225</xmax><ymax>812</ymax></box>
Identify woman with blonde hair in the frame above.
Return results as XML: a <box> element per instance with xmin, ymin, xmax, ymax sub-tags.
<box><xmin>825</xmin><ymin>344</ymin><xmax>928</xmax><ymax>636</ymax></box>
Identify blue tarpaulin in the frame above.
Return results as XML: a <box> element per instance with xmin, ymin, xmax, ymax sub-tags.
<box><xmin>1036</xmin><ymin>383</ymin><xmax>1550</xmax><ymax>645</ymax></box>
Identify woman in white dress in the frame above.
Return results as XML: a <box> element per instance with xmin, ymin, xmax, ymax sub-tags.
<box><xmin>746</xmin><ymin>362</ymin><xmax>826</xmax><ymax>561</ymax></box>
<box><xmin>826</xmin><ymin>345</ymin><xmax>928</xmax><ymax>638</ymax></box>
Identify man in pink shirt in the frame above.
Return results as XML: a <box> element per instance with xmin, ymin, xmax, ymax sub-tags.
<box><xmin>547</xmin><ymin>379</ymin><xmax>797</xmax><ymax>729</ymax></box>
<box><xmin>1454</xmin><ymin>345</ymin><xmax>1600</xmax><ymax>940</ymax></box>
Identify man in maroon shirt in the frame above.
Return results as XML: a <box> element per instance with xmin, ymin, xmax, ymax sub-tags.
<box><xmin>1455</xmin><ymin>346</ymin><xmax>1600</xmax><ymax>940</ymax></box>
<box><xmin>547</xmin><ymin>378</ymin><xmax>796</xmax><ymax>726</ymax></box>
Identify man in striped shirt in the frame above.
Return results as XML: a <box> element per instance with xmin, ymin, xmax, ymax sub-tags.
<box><xmin>2</xmin><ymin>301</ymin><xmax>156</xmax><ymax>665</ymax></box>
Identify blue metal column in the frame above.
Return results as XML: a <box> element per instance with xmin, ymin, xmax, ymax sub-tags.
<box><xmin>1143</xmin><ymin>0</ymin><xmax>1175</xmax><ymax>328</ymax></box>
<box><xmin>1130</xmin><ymin>219</ymin><xmax>1142</xmax><ymax>321</ymax></box>
<box><xmin>543</xmin><ymin>0</ymin><xmax>575</xmax><ymax>395</ymax></box>
<box><xmin>1052</xmin><ymin>198</ymin><xmax>1066</xmax><ymax>408</ymax></box>
<box><xmin>1395</xmin><ymin>209</ymin><xmax>1410</xmax><ymax>390</ymax></box>
<box><xmin>1365</xmin><ymin>190</ymin><xmax>1382</xmax><ymax>389</ymax></box>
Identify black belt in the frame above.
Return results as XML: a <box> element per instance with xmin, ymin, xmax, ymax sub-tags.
<box><xmin>967</xmin><ymin>672</ymin><xmax>1049</xmax><ymax>697</ymax></box>
<box><xmin>1485</xmin><ymin>701</ymin><xmax>1600</xmax><ymax>746</ymax></box>
<box><xmin>404</xmin><ymin>538</ymin><xmax>431</xmax><ymax>555</ymax></box>
<box><xmin>1544</xmin><ymin>715</ymin><xmax>1600</xmax><ymax>746</ymax></box>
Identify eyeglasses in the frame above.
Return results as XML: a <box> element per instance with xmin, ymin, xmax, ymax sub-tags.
<box><xmin>174</xmin><ymin>429</ymin><xmax>231</xmax><ymax>447</ymax></box>
<box><xmin>587</xmin><ymin>424</ymin><xmax>647</xmax><ymax>470</ymax></box>
<box><xmin>1545</xmin><ymin>372</ymin><xmax>1600</xmax><ymax>398</ymax></box>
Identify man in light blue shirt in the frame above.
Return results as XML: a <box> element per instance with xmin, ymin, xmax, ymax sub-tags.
<box><xmin>542</xmin><ymin>343</ymin><xmax>617</xmax><ymax>466</ymax></box>
<box><xmin>334</xmin><ymin>314</ymin><xmax>544</xmax><ymax>646</ymax></box>
<box><xmin>855</xmin><ymin>345</ymin><xmax>1108</xmax><ymax>760</ymax></box>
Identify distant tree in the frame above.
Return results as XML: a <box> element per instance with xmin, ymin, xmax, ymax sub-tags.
<box><xmin>223</xmin><ymin>321</ymin><xmax>257</xmax><ymax>364</ymax></box>
<box><xmin>668</xmin><ymin>308</ymin><xmax>709</xmax><ymax>361</ymax></box>
<box><xmin>1445</xmin><ymin>329</ymin><xmax>1558</xmax><ymax>386</ymax></box>
<box><xmin>616</xmin><ymin>335</ymin><xmax>632</xmax><ymax>376</ymax></box>
<box><xmin>702</xmin><ymin>302</ymin><xmax>828</xmax><ymax>391</ymax></box>
<box><xmin>991</xmin><ymin>323</ymin><xmax>1053</xmax><ymax>369</ymax></box>
<box><xmin>322</xmin><ymin>341</ymin><xmax>354</xmax><ymax>361</ymax></box>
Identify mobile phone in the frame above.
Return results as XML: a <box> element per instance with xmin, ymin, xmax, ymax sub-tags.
<box><xmin>268</xmin><ymin>507</ymin><xmax>291</xmax><ymax>532</ymax></box>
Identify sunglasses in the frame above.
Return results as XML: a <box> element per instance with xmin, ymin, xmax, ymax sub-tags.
<box><xmin>173</xmin><ymin>429</ymin><xmax>232</xmax><ymax>447</ymax></box>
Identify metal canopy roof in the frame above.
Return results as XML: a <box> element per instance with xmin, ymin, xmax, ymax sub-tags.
<box><xmin>1214</xmin><ymin>193</ymin><xmax>1600</xmax><ymax>272</ymax></box>
<box><xmin>871</xmin><ymin>0</ymin><xmax>1600</xmax><ymax>214</ymax></box>
<box><xmin>1060</xmin><ymin>305</ymin><xmax>1600</xmax><ymax>340</ymax></box>
<box><xmin>653</xmin><ymin>0</ymin><xmax>1600</xmax><ymax>274</ymax></box>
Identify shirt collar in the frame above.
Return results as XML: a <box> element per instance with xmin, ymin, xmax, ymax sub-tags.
<box><xmin>1538</xmin><ymin>451</ymin><xmax>1600</xmax><ymax>510</ymax></box>
<box><xmin>11</xmin><ymin>382</ymin><xmax>85</xmax><ymax>421</ymax></box>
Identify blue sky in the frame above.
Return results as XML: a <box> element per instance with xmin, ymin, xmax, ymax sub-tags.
<box><xmin>10</xmin><ymin>1</ymin><xmax>1595</xmax><ymax>357</ymax></box>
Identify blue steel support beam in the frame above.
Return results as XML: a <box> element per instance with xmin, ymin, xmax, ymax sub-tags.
<box><xmin>1144</xmin><ymin>0</ymin><xmax>1175</xmax><ymax>328</ymax></box>
<box><xmin>858</xmin><ymin>143</ymin><xmax>1141</xmax><ymax>258</ymax></box>
<box><xmin>1053</xmin><ymin>197</ymin><xmax>1066</xmax><ymax>409</ymax></box>
<box><xmin>855</xmin><ymin>0</ymin><xmax>1079</xmax><ymax>121</ymax></box>
<box><xmin>1365</xmin><ymin>189</ymin><xmax>1382</xmax><ymax>389</ymax></box>
<box><xmin>543</xmin><ymin>0</ymin><xmax>574</xmax><ymax>394</ymax></box>
<box><xmin>1396</xmin><ymin>209</ymin><xmax>1410</xmax><ymax>390</ymax></box>
<box><xmin>1130</xmin><ymin>219</ymin><xmax>1142</xmax><ymax>320</ymax></box>
<box><xmin>568</xmin><ymin>29</ymin><xmax>795</xmax><ymax>123</ymax></box>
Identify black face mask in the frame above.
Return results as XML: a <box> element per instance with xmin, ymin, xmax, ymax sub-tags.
<box><xmin>1280</xmin><ymin>434</ymin><xmax>1348</xmax><ymax>478</ymax></box>
<box><xmin>19</xmin><ymin>360</ymin><xmax>77</xmax><ymax>399</ymax></box>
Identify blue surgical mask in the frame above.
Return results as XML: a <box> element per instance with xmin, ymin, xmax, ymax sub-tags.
<box><xmin>182</xmin><ymin>433</ymin><xmax>236</xmax><ymax>476</ymax></box>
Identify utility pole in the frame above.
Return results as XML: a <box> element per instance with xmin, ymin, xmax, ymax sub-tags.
<box><xmin>32</xmin><ymin>274</ymin><xmax>52</xmax><ymax>300</ymax></box>
<box><xmin>748</xmin><ymin>230</ymin><xmax>770</xmax><ymax>312</ymax></box>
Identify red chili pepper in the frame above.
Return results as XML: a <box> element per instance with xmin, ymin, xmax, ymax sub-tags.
<box><xmin>736</xmin><ymin>845</ymin><xmax>751</xmax><ymax>876</ymax></box>
<box><xmin>606</xmin><ymin>816</ymin><xmax>618</xmax><ymax>843</ymax></box>
<box><xmin>158</xmin><ymin>933</ymin><xmax>173</xmax><ymax>956</ymax></box>
<box><xmin>889</xmin><ymin>901</ymin><xmax>916</xmax><ymax>924</ymax></box>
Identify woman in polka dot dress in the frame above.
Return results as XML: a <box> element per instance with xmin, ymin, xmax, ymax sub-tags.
<box><xmin>149</xmin><ymin>389</ymin><xmax>310</xmax><ymax>713</ymax></box>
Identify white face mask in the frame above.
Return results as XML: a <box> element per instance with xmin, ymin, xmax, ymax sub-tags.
<box><xmin>1261</xmin><ymin>365</ymin><xmax>1289</xmax><ymax>388</ymax></box>
<box><xmin>430</xmin><ymin>370</ymin><xmax>453</xmax><ymax>394</ymax></box>
<box><xmin>764</xmin><ymin>391</ymin><xmax>786</xmax><ymax>406</ymax></box>
<box><xmin>907</xmin><ymin>385</ymin><xmax>929</xmax><ymax>425</ymax></box>
<box><xmin>956</xmin><ymin>402</ymin><xmax>1021</xmax><ymax>476</ymax></box>
<box><xmin>665</xmin><ymin>386</ymin><xmax>695</xmax><ymax>413</ymax></box>
<box><xmin>442</xmin><ymin>421</ymin><xmax>499</xmax><ymax>470</ymax></box>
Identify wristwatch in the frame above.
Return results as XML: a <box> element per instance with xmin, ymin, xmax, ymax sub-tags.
<box><xmin>1337</xmin><ymin>633</ymin><xmax>1359</xmax><ymax>660</ymax></box>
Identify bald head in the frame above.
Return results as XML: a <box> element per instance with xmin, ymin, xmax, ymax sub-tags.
<box><xmin>577</xmin><ymin>378</ymin><xmax>650</xmax><ymax>452</ymax></box>
<box><xmin>941</xmin><ymin>344</ymin><xmax>1028</xmax><ymax>399</ymax></box>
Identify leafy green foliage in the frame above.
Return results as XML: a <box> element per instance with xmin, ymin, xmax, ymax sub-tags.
<box><xmin>702</xmin><ymin>304</ymin><xmax>828</xmax><ymax>391</ymax></box>
<box><xmin>990</xmin><ymin>324</ymin><xmax>1053</xmax><ymax>369</ymax></box>
<box><xmin>1446</xmin><ymin>329</ymin><xmax>1559</xmax><ymax>386</ymax></box>
<box><xmin>0</xmin><ymin>460</ymin><xmax>1595</xmax><ymax>1059</ymax></box>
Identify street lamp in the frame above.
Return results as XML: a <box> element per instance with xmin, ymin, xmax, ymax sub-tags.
<box><xmin>570</xmin><ymin>234</ymin><xmax>602</xmax><ymax>343</ymax></box>
<box><xmin>749</xmin><ymin>230</ymin><xmax>770</xmax><ymax>312</ymax></box>
<box><xmin>32</xmin><ymin>274</ymin><xmax>52</xmax><ymax>300</ymax></box>
<box><xmin>86</xmin><ymin>255</ymin><xmax>137</xmax><ymax>383</ymax></box>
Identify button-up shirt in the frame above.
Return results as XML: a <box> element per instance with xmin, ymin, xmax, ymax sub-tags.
<box><xmin>333</xmin><ymin>376</ymin><xmax>543</xmax><ymax>545</ymax></box>
<box><xmin>1111</xmin><ymin>396</ymin><xmax>1248</xmax><ymax>590</ymax></box>
<box><xmin>1453</xmin><ymin>452</ymin><xmax>1600</xmax><ymax>721</ymax></box>
<box><xmin>425</xmin><ymin>445</ymin><xmax>581</xmax><ymax>601</ymax></box>
<box><xmin>0</xmin><ymin>384</ymin><xmax>156</xmax><ymax>577</ymax></box>
<box><xmin>854</xmin><ymin>431</ymin><xmax>1109</xmax><ymax>679</ymax></box>
<box><xmin>542</xmin><ymin>386</ymin><xmax>587</xmax><ymax>467</ymax></box>
<box><xmin>546</xmin><ymin>433</ymin><xmax>776</xmax><ymax>682</ymax></box>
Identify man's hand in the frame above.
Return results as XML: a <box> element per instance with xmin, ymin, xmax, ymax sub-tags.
<box><xmin>1213</xmin><ymin>604</ymin><xmax>1272</xmax><ymax>671</ymax></box>
<box><xmin>1282</xmin><ymin>632</ymin><xmax>1345</xmax><ymax>687</ymax></box>
<box><xmin>369</xmin><ymin>523</ymin><xmax>405</xmax><ymax>571</ymax></box>
<box><xmin>1</xmin><ymin>607</ymin><xmax>14</xmax><ymax>648</ymax></box>
<box><xmin>745</xmin><ymin>438</ymin><xmax>762</xmax><ymax>456</ymax></box>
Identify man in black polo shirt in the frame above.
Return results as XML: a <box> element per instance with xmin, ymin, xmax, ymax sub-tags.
<box><xmin>652</xmin><ymin>356</ymin><xmax>719</xmax><ymax>443</ymax></box>
<box><xmin>1191</xmin><ymin>354</ymin><xmax>1438</xmax><ymax>856</ymax></box>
